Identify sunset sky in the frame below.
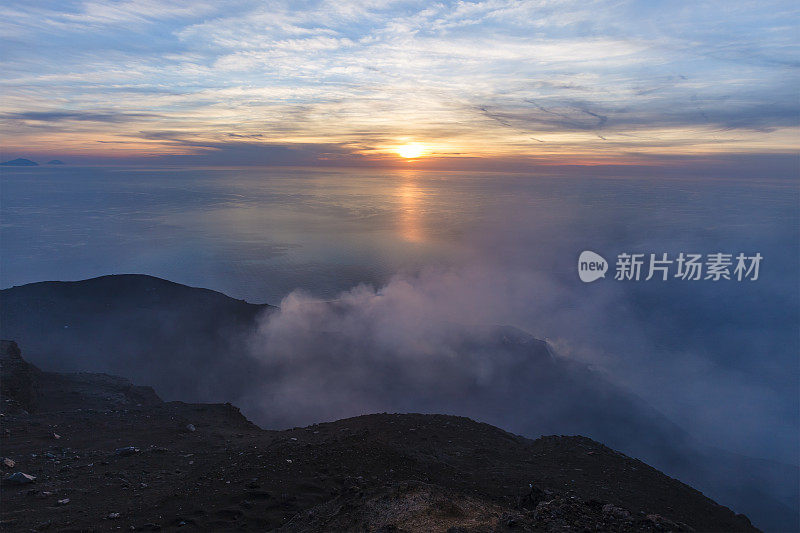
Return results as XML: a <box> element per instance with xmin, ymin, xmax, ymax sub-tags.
<box><xmin>1</xmin><ymin>0</ymin><xmax>798</xmax><ymax>168</ymax></box>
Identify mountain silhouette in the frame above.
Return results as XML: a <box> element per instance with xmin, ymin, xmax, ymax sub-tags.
<box><xmin>0</xmin><ymin>158</ymin><xmax>38</xmax><ymax>166</ymax></box>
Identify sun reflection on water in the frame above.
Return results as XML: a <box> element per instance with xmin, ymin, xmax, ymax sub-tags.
<box><xmin>397</xmin><ymin>174</ymin><xmax>425</xmax><ymax>243</ymax></box>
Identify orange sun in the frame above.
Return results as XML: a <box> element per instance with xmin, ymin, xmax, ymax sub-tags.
<box><xmin>395</xmin><ymin>142</ymin><xmax>427</xmax><ymax>159</ymax></box>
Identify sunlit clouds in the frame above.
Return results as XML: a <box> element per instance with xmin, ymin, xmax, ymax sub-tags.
<box><xmin>0</xmin><ymin>0</ymin><xmax>798</xmax><ymax>165</ymax></box>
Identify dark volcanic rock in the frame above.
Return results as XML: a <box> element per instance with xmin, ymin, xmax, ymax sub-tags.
<box><xmin>3</xmin><ymin>472</ymin><xmax>36</xmax><ymax>485</ymax></box>
<box><xmin>0</xmin><ymin>340</ymin><xmax>37</xmax><ymax>413</ymax></box>
<box><xmin>0</xmin><ymin>343</ymin><xmax>758</xmax><ymax>532</ymax></box>
<box><xmin>1</xmin><ymin>339</ymin><xmax>161</xmax><ymax>414</ymax></box>
<box><xmin>0</xmin><ymin>274</ymin><xmax>274</xmax><ymax>404</ymax></box>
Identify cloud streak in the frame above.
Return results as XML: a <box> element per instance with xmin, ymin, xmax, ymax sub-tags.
<box><xmin>2</xmin><ymin>111</ymin><xmax>161</xmax><ymax>122</ymax></box>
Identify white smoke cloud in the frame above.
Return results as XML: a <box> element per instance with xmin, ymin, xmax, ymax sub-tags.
<box><xmin>240</xmin><ymin>258</ymin><xmax>797</xmax><ymax>466</ymax></box>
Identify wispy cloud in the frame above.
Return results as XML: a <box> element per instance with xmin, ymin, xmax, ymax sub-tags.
<box><xmin>0</xmin><ymin>0</ymin><xmax>797</xmax><ymax>164</ymax></box>
<box><xmin>2</xmin><ymin>110</ymin><xmax>161</xmax><ymax>122</ymax></box>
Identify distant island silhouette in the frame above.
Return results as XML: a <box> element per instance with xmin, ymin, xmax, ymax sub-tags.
<box><xmin>47</xmin><ymin>159</ymin><xmax>64</xmax><ymax>165</ymax></box>
<box><xmin>0</xmin><ymin>158</ymin><xmax>38</xmax><ymax>166</ymax></box>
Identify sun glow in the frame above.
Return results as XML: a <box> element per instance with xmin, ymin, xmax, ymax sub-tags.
<box><xmin>395</xmin><ymin>143</ymin><xmax>427</xmax><ymax>159</ymax></box>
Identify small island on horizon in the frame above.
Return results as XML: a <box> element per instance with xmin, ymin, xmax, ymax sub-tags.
<box><xmin>0</xmin><ymin>158</ymin><xmax>66</xmax><ymax>166</ymax></box>
<box><xmin>0</xmin><ymin>158</ymin><xmax>38</xmax><ymax>166</ymax></box>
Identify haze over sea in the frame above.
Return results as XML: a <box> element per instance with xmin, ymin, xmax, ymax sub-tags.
<box><xmin>1</xmin><ymin>165</ymin><xmax>797</xmax><ymax>469</ymax></box>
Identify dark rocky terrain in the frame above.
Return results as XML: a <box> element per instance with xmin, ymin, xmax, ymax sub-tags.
<box><xmin>0</xmin><ymin>275</ymin><xmax>274</xmax><ymax>403</ymax></box>
<box><xmin>1</xmin><ymin>340</ymin><xmax>758</xmax><ymax>532</ymax></box>
<box><xmin>0</xmin><ymin>275</ymin><xmax>796</xmax><ymax>532</ymax></box>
